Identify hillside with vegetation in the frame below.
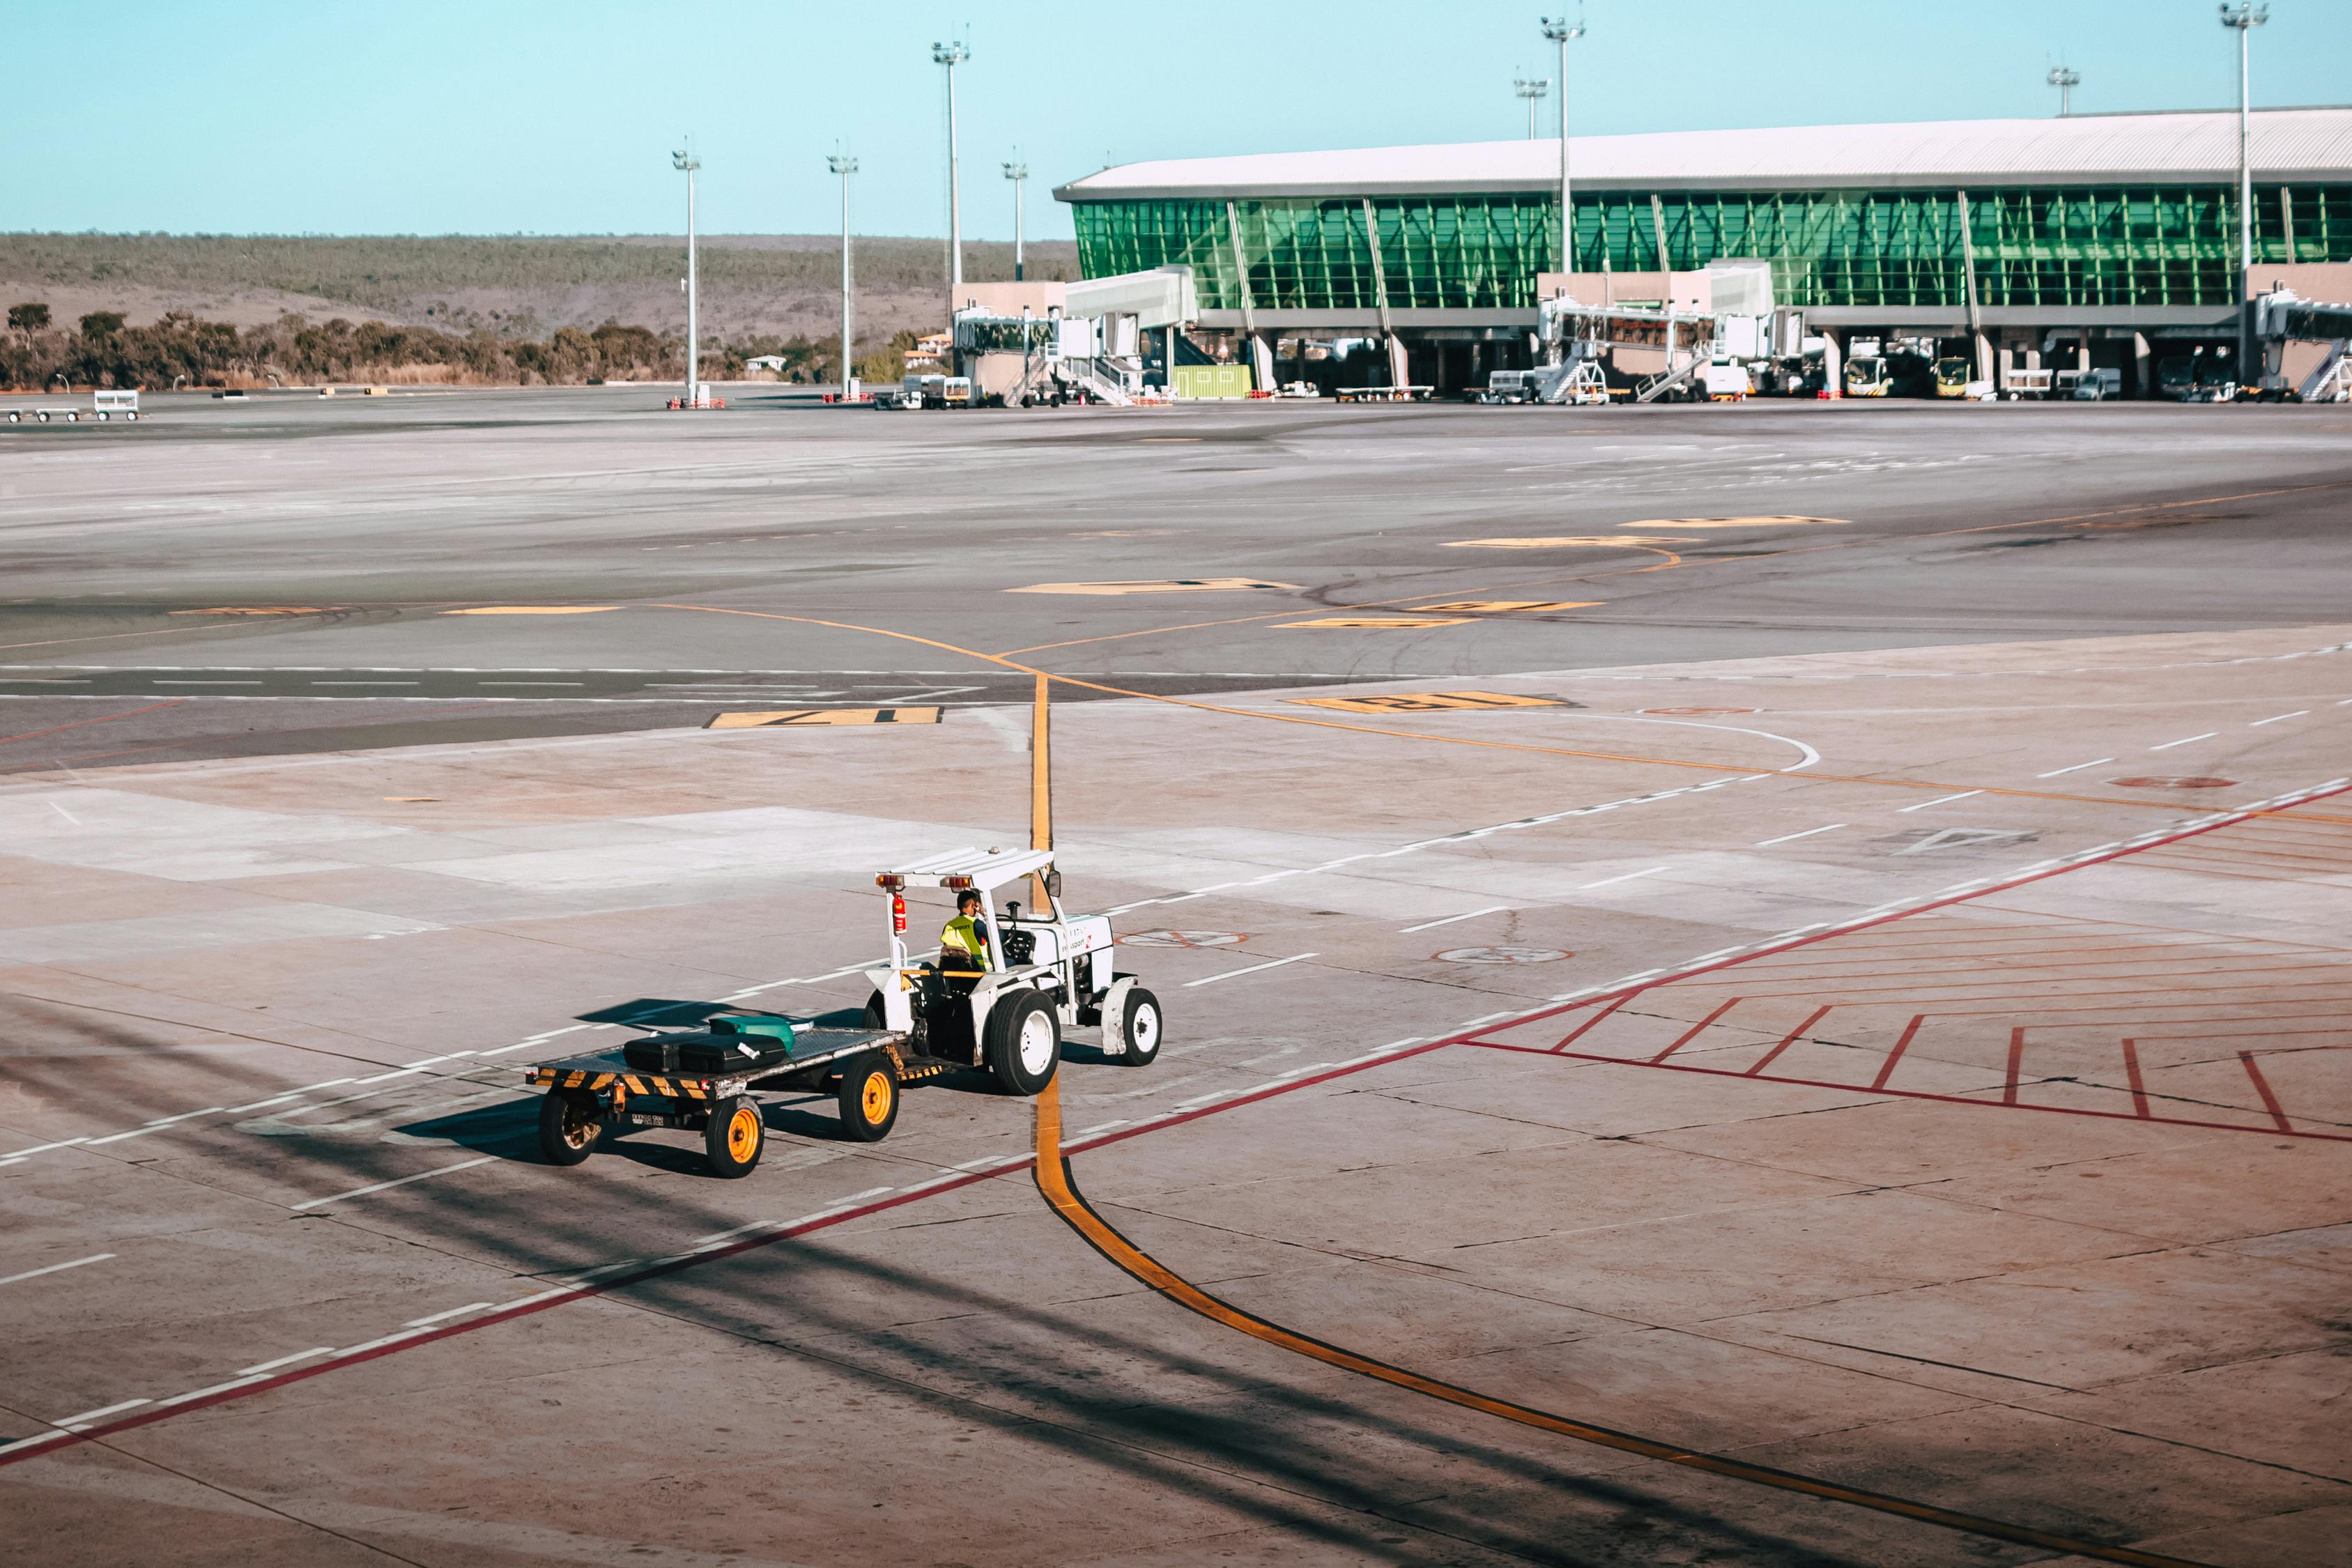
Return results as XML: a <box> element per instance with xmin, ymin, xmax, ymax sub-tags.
<box><xmin>0</xmin><ymin>232</ymin><xmax>1076</xmax><ymax>389</ymax></box>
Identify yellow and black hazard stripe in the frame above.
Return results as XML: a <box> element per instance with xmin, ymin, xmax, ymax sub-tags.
<box><xmin>529</xmin><ymin>1068</ymin><xmax>712</xmax><ymax>1099</ymax></box>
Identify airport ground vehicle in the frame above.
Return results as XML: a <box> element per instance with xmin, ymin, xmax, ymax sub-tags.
<box><xmin>1477</xmin><ymin>369</ymin><xmax>1542</xmax><ymax>403</ymax></box>
<box><xmin>1843</xmin><ymin>355</ymin><xmax>1891</xmax><ymax>397</ymax></box>
<box><xmin>525</xmin><ymin>848</ymin><xmax>1160</xmax><ymax>1176</ymax></box>
<box><xmin>1702</xmin><ymin>359</ymin><xmax>1751</xmax><ymax>400</ymax></box>
<box><xmin>6</xmin><ymin>389</ymin><xmax>139</xmax><ymax>424</ymax></box>
<box><xmin>2071</xmin><ymin>367</ymin><xmax>2123</xmax><ymax>401</ymax></box>
<box><xmin>2157</xmin><ymin>351</ymin><xmax>2240</xmax><ymax>403</ymax></box>
<box><xmin>1932</xmin><ymin>358</ymin><xmax>1973</xmax><ymax>397</ymax></box>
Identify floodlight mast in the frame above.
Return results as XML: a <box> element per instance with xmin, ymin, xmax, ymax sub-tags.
<box><xmin>829</xmin><ymin>154</ymin><xmax>859</xmax><ymax>398</ymax></box>
<box><xmin>1004</xmin><ymin>157</ymin><xmax>1029</xmax><ymax>282</ymax></box>
<box><xmin>2221</xmin><ymin>1</ymin><xmax>2268</xmax><ymax>379</ymax></box>
<box><xmin>1514</xmin><ymin>76</ymin><xmax>1549</xmax><ymax>141</ymax></box>
<box><xmin>672</xmin><ymin>144</ymin><xmax>702</xmax><ymax>409</ymax></box>
<box><xmin>1539</xmin><ymin>16</ymin><xmax>1585</xmax><ymax>284</ymax></box>
<box><xmin>933</xmin><ymin>38</ymin><xmax>970</xmax><ymax>327</ymax></box>
<box><xmin>2046</xmin><ymin>64</ymin><xmax>2080</xmax><ymax>116</ymax></box>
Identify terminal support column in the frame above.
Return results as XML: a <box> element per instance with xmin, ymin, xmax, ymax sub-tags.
<box><xmin>1360</xmin><ymin>198</ymin><xmax>1406</xmax><ymax>388</ymax></box>
<box><xmin>1957</xmin><ymin>188</ymin><xmax>1990</xmax><ymax>386</ymax></box>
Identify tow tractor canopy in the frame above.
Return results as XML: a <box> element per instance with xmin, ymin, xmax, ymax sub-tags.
<box><xmin>879</xmin><ymin>847</ymin><xmax>1054</xmax><ymax>902</ymax></box>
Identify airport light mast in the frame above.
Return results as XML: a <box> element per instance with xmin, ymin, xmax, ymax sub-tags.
<box><xmin>672</xmin><ymin>143</ymin><xmax>702</xmax><ymax>410</ymax></box>
<box><xmin>1004</xmin><ymin>157</ymin><xmax>1029</xmax><ymax>282</ymax></box>
<box><xmin>934</xmin><ymin>37</ymin><xmax>970</xmax><ymax>326</ymax></box>
<box><xmin>2046</xmin><ymin>64</ymin><xmax>2080</xmax><ymax>116</ymax></box>
<box><xmin>2222</xmin><ymin>1</ymin><xmax>2267</xmax><ymax>382</ymax></box>
<box><xmin>829</xmin><ymin>154</ymin><xmax>859</xmax><ymax>399</ymax></box>
<box><xmin>1514</xmin><ymin>76</ymin><xmax>1549</xmax><ymax>141</ymax></box>
<box><xmin>1539</xmin><ymin>15</ymin><xmax>1585</xmax><ymax>281</ymax></box>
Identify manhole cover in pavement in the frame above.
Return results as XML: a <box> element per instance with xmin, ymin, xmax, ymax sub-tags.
<box><xmin>1436</xmin><ymin>945</ymin><xmax>1569</xmax><ymax>964</ymax></box>
<box><xmin>2107</xmin><ymin>776</ymin><xmax>2238</xmax><ymax>790</ymax></box>
<box><xmin>1638</xmin><ymin>706</ymin><xmax>1758</xmax><ymax>715</ymax></box>
<box><xmin>1119</xmin><ymin>930</ymin><xmax>1247</xmax><ymax>948</ymax></box>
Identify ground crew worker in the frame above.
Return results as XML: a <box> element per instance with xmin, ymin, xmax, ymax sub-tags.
<box><xmin>939</xmin><ymin>890</ymin><xmax>993</xmax><ymax>974</ymax></box>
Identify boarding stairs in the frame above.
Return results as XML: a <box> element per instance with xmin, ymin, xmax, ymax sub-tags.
<box><xmin>2300</xmin><ymin>340</ymin><xmax>2351</xmax><ymax>403</ymax></box>
<box><xmin>1634</xmin><ymin>357</ymin><xmax>1705</xmax><ymax>403</ymax></box>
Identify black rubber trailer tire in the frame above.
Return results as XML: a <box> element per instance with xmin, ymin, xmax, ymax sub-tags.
<box><xmin>705</xmin><ymin>1096</ymin><xmax>766</xmax><ymax>1178</ymax></box>
<box><xmin>861</xmin><ymin>989</ymin><xmax>886</xmax><ymax>1029</ymax></box>
<box><xmin>836</xmin><ymin>1054</ymin><xmax>899</xmax><ymax>1142</ymax></box>
<box><xmin>537</xmin><ymin>1089</ymin><xmax>603</xmax><ymax>1166</ymax></box>
<box><xmin>985</xmin><ymin>990</ymin><xmax>1060</xmax><ymax>1096</ymax></box>
<box><xmin>1115</xmin><ymin>987</ymin><xmax>1163</xmax><ymax>1067</ymax></box>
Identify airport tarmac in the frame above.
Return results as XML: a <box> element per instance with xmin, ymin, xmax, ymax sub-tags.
<box><xmin>1</xmin><ymin>390</ymin><xmax>2348</xmax><ymax>1567</ymax></box>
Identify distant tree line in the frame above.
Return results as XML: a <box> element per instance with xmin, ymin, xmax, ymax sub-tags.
<box><xmin>0</xmin><ymin>306</ymin><xmax>925</xmax><ymax>390</ymax></box>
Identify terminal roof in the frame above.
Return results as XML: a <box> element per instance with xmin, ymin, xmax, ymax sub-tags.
<box><xmin>1056</xmin><ymin>107</ymin><xmax>2352</xmax><ymax>201</ymax></box>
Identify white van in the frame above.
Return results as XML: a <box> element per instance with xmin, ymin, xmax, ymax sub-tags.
<box><xmin>2070</xmin><ymin>368</ymin><xmax>2122</xmax><ymax>401</ymax></box>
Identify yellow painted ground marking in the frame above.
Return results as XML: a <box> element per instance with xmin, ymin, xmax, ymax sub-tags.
<box><xmin>1446</xmin><ymin>535</ymin><xmax>1698</xmax><ymax>550</ymax></box>
<box><xmin>651</xmin><ymin>602</ymin><xmax>2337</xmax><ymax>820</ymax></box>
<box><xmin>1277</xmin><ymin>616</ymin><xmax>1471</xmax><ymax>631</ymax></box>
<box><xmin>167</xmin><ymin>606</ymin><xmax>345</xmax><ymax>616</ymax></box>
<box><xmin>1029</xmin><ymin>1083</ymin><xmax>2214</xmax><ymax>1568</ymax></box>
<box><xmin>1008</xmin><ymin>578</ymin><xmax>1299</xmax><ymax>596</ymax></box>
<box><xmin>1619</xmin><ymin>515</ymin><xmax>1849</xmax><ymax>529</ymax></box>
<box><xmin>441</xmin><ymin>606</ymin><xmax>620</xmax><ymax>615</ymax></box>
<box><xmin>1409</xmin><ymin>600</ymin><xmax>1602</xmax><ymax>613</ymax></box>
<box><xmin>705</xmin><ymin>707</ymin><xmax>941</xmax><ymax>729</ymax></box>
<box><xmin>1288</xmin><ymin>691</ymin><xmax>1562</xmax><ymax>714</ymax></box>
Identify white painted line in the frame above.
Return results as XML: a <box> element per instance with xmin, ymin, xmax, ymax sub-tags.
<box><xmin>1580</xmin><ymin>866</ymin><xmax>1666</xmax><ymax>890</ymax></box>
<box><xmin>2150</xmin><ymin>732</ymin><xmax>2217</xmax><ymax>751</ymax></box>
<box><xmin>1400</xmin><ymin>905</ymin><xmax>1509</xmax><ymax>933</ymax></box>
<box><xmin>53</xmin><ymin>1397</ymin><xmax>151</xmax><ymax>1431</ymax></box>
<box><xmin>1172</xmin><ymin>1091</ymin><xmax>1231</xmax><ymax>1109</ymax></box>
<box><xmin>945</xmin><ymin>1153</ymin><xmax>1027</xmax><ymax>1173</ymax></box>
<box><xmin>0</xmin><ymin>1137</ymin><xmax>90</xmax><ymax>1160</ymax></box>
<box><xmin>1755</xmin><ymin>824</ymin><xmax>1845</xmax><ymax>847</ymax></box>
<box><xmin>1184</xmin><ymin>952</ymin><xmax>1319</xmax><ymax>987</ymax></box>
<box><xmin>153</xmin><ymin>1374</ymin><xmax>271</xmax><ymax>1408</ymax></box>
<box><xmin>82</xmin><ymin>1125</ymin><xmax>167</xmax><ymax>1146</ymax></box>
<box><xmin>2250</xmin><ymin>710</ymin><xmax>2307</xmax><ymax>726</ymax></box>
<box><xmin>222</xmin><ymin>1093</ymin><xmax>305</xmax><ymax>1114</ymax></box>
<box><xmin>1066</xmin><ymin>1120</ymin><xmax>1129</xmax><ymax>1140</ymax></box>
<box><xmin>1898</xmin><ymin>790</ymin><xmax>1982</xmax><ymax>813</ymax></box>
<box><xmin>402</xmin><ymin>1302</ymin><xmax>493</xmax><ymax>1328</ymax></box>
<box><xmin>0</xmin><ymin>1253</ymin><xmax>114</xmax><ymax>1289</ymax></box>
<box><xmin>1458</xmin><ymin>1012</ymin><xmax>1514</xmax><ymax>1029</ymax></box>
<box><xmin>332</xmin><ymin>1328</ymin><xmax>434</xmax><ymax>1358</ymax></box>
<box><xmin>237</xmin><ymin>1347</ymin><xmax>337</xmax><ymax>1376</ymax></box>
<box><xmin>291</xmin><ymin>1155</ymin><xmax>496</xmax><ymax>1210</ymax></box>
<box><xmin>2036</xmin><ymin>758</ymin><xmax>2114</xmax><ymax>778</ymax></box>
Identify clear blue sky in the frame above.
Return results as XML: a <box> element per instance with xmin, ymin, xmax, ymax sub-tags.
<box><xmin>6</xmin><ymin>0</ymin><xmax>2344</xmax><ymax>240</ymax></box>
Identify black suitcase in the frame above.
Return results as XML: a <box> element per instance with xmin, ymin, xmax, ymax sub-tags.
<box><xmin>625</xmin><ymin>1029</ymin><xmax>794</xmax><ymax>1076</ymax></box>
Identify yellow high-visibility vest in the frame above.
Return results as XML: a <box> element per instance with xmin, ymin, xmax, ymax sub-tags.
<box><xmin>939</xmin><ymin>914</ymin><xmax>992</xmax><ymax>970</ymax></box>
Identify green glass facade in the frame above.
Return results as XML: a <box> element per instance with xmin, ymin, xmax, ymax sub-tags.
<box><xmin>1072</xmin><ymin>185</ymin><xmax>2352</xmax><ymax>312</ymax></box>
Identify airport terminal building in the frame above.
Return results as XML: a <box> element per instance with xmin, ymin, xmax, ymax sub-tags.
<box><xmin>1055</xmin><ymin>107</ymin><xmax>2352</xmax><ymax>394</ymax></box>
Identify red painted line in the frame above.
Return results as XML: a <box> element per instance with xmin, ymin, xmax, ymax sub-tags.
<box><xmin>2238</xmin><ymin>1052</ymin><xmax>2294</xmax><ymax>1132</ymax></box>
<box><xmin>12</xmin><ymin>771</ymin><xmax>2348</xmax><ymax>1468</ymax></box>
<box><xmin>2003</xmin><ymin>1028</ymin><xmax>2026</xmax><ymax>1105</ymax></box>
<box><xmin>1552</xmin><ymin>992</ymin><xmax>1629</xmax><ymax>1051</ymax></box>
<box><xmin>1466</xmin><ymin>1039</ymin><xmax>2352</xmax><ymax>1144</ymax></box>
<box><xmin>0</xmin><ymin>698</ymin><xmax>187</xmax><ymax>748</ymax></box>
<box><xmin>1652</xmin><ymin>997</ymin><xmax>1742</xmax><ymax>1063</ymax></box>
<box><xmin>1869</xmin><ymin>1015</ymin><xmax>1927</xmax><ymax>1090</ymax></box>
<box><xmin>1746</xmin><ymin>1004</ymin><xmax>1830</xmax><ymax>1076</ymax></box>
<box><xmin>2121</xmin><ymin>1039</ymin><xmax>2152</xmax><ymax>1119</ymax></box>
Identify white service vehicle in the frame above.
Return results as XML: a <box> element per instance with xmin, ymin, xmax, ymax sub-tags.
<box><xmin>7</xmin><ymin>388</ymin><xmax>139</xmax><ymax>424</ymax></box>
<box><xmin>864</xmin><ymin>847</ymin><xmax>1162</xmax><ymax>1094</ymax></box>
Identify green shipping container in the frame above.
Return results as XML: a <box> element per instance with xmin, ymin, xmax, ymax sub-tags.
<box><xmin>1175</xmin><ymin>364</ymin><xmax>1255</xmax><ymax>399</ymax></box>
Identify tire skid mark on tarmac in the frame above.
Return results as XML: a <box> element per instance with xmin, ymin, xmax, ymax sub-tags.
<box><xmin>6</xmin><ymin>771</ymin><xmax>2344</xmax><ymax>1477</ymax></box>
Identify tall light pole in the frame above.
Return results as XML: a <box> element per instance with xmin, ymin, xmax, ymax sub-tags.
<box><xmin>1514</xmin><ymin>76</ymin><xmax>1549</xmax><ymax>141</ymax></box>
<box><xmin>2047</xmin><ymin>64</ymin><xmax>2080</xmax><ymax>116</ymax></box>
<box><xmin>933</xmin><ymin>36</ymin><xmax>969</xmax><ymax>327</ymax></box>
<box><xmin>672</xmin><ymin>142</ymin><xmax>701</xmax><ymax>408</ymax></box>
<box><xmin>2222</xmin><ymin>1</ymin><xmax>2268</xmax><ymax>381</ymax></box>
<box><xmin>1540</xmin><ymin>16</ymin><xmax>1585</xmax><ymax>281</ymax></box>
<box><xmin>1004</xmin><ymin>157</ymin><xmax>1029</xmax><ymax>282</ymax></box>
<box><xmin>829</xmin><ymin>153</ymin><xmax>858</xmax><ymax>397</ymax></box>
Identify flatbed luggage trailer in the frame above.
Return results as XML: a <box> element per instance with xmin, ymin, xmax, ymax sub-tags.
<box><xmin>527</xmin><ymin>1022</ymin><xmax>951</xmax><ymax>1177</ymax></box>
